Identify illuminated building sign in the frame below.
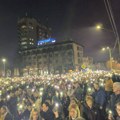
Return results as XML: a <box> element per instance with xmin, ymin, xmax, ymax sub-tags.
<box><xmin>38</xmin><ymin>38</ymin><xmax>56</xmax><ymax>45</ymax></box>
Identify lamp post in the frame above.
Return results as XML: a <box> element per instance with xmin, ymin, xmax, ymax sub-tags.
<box><xmin>102</xmin><ymin>47</ymin><xmax>112</xmax><ymax>71</ymax></box>
<box><xmin>2</xmin><ymin>58</ymin><xmax>6</xmax><ymax>77</ymax></box>
<box><xmin>95</xmin><ymin>24</ymin><xmax>120</xmax><ymax>55</ymax></box>
<box><xmin>96</xmin><ymin>24</ymin><xmax>103</xmax><ymax>30</ymax></box>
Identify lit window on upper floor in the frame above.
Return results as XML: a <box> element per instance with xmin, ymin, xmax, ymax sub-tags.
<box><xmin>21</xmin><ymin>42</ymin><xmax>27</xmax><ymax>45</ymax></box>
<box><xmin>29</xmin><ymin>26</ymin><xmax>33</xmax><ymax>29</ymax></box>
<box><xmin>21</xmin><ymin>25</ymin><xmax>27</xmax><ymax>29</ymax></box>
<box><xmin>21</xmin><ymin>37</ymin><xmax>27</xmax><ymax>41</ymax></box>
<box><xmin>23</xmin><ymin>46</ymin><xmax>27</xmax><ymax>49</ymax></box>
<box><xmin>29</xmin><ymin>42</ymin><xmax>33</xmax><ymax>45</ymax></box>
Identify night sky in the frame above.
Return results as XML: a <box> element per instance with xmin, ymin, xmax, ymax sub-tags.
<box><xmin>0</xmin><ymin>0</ymin><xmax>120</xmax><ymax>66</ymax></box>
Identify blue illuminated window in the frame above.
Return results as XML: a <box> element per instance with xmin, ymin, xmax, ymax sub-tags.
<box><xmin>38</xmin><ymin>38</ymin><xmax>56</xmax><ymax>45</ymax></box>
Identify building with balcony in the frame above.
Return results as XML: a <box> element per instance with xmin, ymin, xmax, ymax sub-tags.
<box><xmin>20</xmin><ymin>40</ymin><xmax>83</xmax><ymax>75</ymax></box>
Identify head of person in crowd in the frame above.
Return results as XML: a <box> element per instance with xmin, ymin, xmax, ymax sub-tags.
<box><xmin>93</xmin><ymin>83</ymin><xmax>100</xmax><ymax>91</ymax></box>
<box><xmin>105</xmin><ymin>78</ymin><xmax>113</xmax><ymax>92</ymax></box>
<box><xmin>85</xmin><ymin>95</ymin><xmax>94</xmax><ymax>109</ymax></box>
<box><xmin>42</xmin><ymin>102</ymin><xmax>50</xmax><ymax>112</ymax></box>
<box><xmin>116</xmin><ymin>102</ymin><xmax>120</xmax><ymax>116</ymax></box>
<box><xmin>30</xmin><ymin>108</ymin><xmax>39</xmax><ymax>120</ymax></box>
<box><xmin>69</xmin><ymin>104</ymin><xmax>80</xmax><ymax>119</ymax></box>
<box><xmin>0</xmin><ymin>105</ymin><xmax>9</xmax><ymax>115</ymax></box>
<box><xmin>113</xmin><ymin>82</ymin><xmax>120</xmax><ymax>95</ymax></box>
<box><xmin>70</xmin><ymin>98</ymin><xmax>78</xmax><ymax>105</ymax></box>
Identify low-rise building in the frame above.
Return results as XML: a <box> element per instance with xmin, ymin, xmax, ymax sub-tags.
<box><xmin>21</xmin><ymin>40</ymin><xmax>83</xmax><ymax>75</ymax></box>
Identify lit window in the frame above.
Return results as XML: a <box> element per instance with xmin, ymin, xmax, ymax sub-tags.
<box><xmin>21</xmin><ymin>25</ymin><xmax>27</xmax><ymax>29</ymax></box>
<box><xmin>29</xmin><ymin>26</ymin><xmax>33</xmax><ymax>29</ymax></box>
<box><xmin>21</xmin><ymin>42</ymin><xmax>27</xmax><ymax>45</ymax></box>
<box><xmin>23</xmin><ymin>46</ymin><xmax>27</xmax><ymax>49</ymax></box>
<box><xmin>21</xmin><ymin>38</ymin><xmax>27</xmax><ymax>41</ymax></box>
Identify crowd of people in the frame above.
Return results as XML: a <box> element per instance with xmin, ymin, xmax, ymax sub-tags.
<box><xmin>0</xmin><ymin>70</ymin><xmax>120</xmax><ymax>120</ymax></box>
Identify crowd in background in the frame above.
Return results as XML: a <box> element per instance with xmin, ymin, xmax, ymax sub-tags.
<box><xmin>0</xmin><ymin>70</ymin><xmax>120</xmax><ymax>120</ymax></box>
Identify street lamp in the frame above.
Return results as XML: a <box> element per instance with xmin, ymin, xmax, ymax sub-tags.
<box><xmin>95</xmin><ymin>24</ymin><xmax>120</xmax><ymax>55</ymax></box>
<box><xmin>102</xmin><ymin>47</ymin><xmax>112</xmax><ymax>70</ymax></box>
<box><xmin>2</xmin><ymin>58</ymin><xmax>6</xmax><ymax>77</ymax></box>
<box><xmin>96</xmin><ymin>24</ymin><xmax>103</xmax><ymax>30</ymax></box>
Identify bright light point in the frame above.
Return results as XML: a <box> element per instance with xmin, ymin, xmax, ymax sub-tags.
<box><xmin>55</xmin><ymin>103</ymin><xmax>59</xmax><ymax>107</ymax></box>
<box><xmin>107</xmin><ymin>47</ymin><xmax>110</xmax><ymax>49</ymax></box>
<box><xmin>32</xmin><ymin>89</ymin><xmax>35</xmax><ymax>92</ymax></box>
<box><xmin>7</xmin><ymin>95</ymin><xmax>10</xmax><ymax>99</ymax></box>
<box><xmin>19</xmin><ymin>105</ymin><xmax>23</xmax><ymax>109</ymax></box>
<box><xmin>96</xmin><ymin>25</ymin><xmax>101</xmax><ymax>29</ymax></box>
<box><xmin>102</xmin><ymin>48</ymin><xmax>105</xmax><ymax>51</ymax></box>
<box><xmin>88</xmin><ymin>87</ymin><xmax>92</xmax><ymax>92</ymax></box>
<box><xmin>2</xmin><ymin>58</ymin><xmax>6</xmax><ymax>62</ymax></box>
<box><xmin>33</xmin><ymin>104</ymin><xmax>35</xmax><ymax>107</ymax></box>
<box><xmin>40</xmin><ymin>92</ymin><xmax>43</xmax><ymax>96</ymax></box>
<box><xmin>109</xmin><ymin>110</ymin><xmax>112</xmax><ymax>114</ymax></box>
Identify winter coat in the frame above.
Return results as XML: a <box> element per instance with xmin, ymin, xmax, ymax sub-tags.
<box><xmin>4</xmin><ymin>113</ymin><xmax>13</xmax><ymax>120</ymax></box>
<box><xmin>40</xmin><ymin>108</ymin><xmax>55</xmax><ymax>120</ymax></box>
<box><xmin>92</xmin><ymin>88</ymin><xmax>107</xmax><ymax>108</ymax></box>
<box><xmin>81</xmin><ymin>103</ymin><xmax>100</xmax><ymax>120</ymax></box>
<box><xmin>107</xmin><ymin>93</ymin><xmax>120</xmax><ymax>116</ymax></box>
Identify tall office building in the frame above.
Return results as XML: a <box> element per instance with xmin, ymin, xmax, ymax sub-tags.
<box><xmin>16</xmin><ymin>17</ymin><xmax>52</xmax><ymax>76</ymax></box>
<box><xmin>18</xmin><ymin>17</ymin><xmax>52</xmax><ymax>53</ymax></box>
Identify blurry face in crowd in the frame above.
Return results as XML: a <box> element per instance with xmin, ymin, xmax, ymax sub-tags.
<box><xmin>94</xmin><ymin>84</ymin><xmax>99</xmax><ymax>90</ymax></box>
<box><xmin>42</xmin><ymin>104</ymin><xmax>48</xmax><ymax>112</ymax></box>
<box><xmin>27</xmin><ymin>106</ymin><xmax>32</xmax><ymax>111</ymax></box>
<box><xmin>113</xmin><ymin>85</ymin><xmax>120</xmax><ymax>95</ymax></box>
<box><xmin>32</xmin><ymin>111</ymin><xmax>39</xmax><ymax>120</ymax></box>
<box><xmin>86</xmin><ymin>99</ymin><xmax>93</xmax><ymax>108</ymax></box>
<box><xmin>0</xmin><ymin>107</ymin><xmax>6</xmax><ymax>114</ymax></box>
<box><xmin>69</xmin><ymin>108</ymin><xmax>77</xmax><ymax>118</ymax></box>
<box><xmin>116</xmin><ymin>105</ymin><xmax>120</xmax><ymax>116</ymax></box>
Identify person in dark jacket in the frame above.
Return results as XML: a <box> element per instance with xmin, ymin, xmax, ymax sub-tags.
<box><xmin>81</xmin><ymin>95</ymin><xmax>100</xmax><ymax>120</ymax></box>
<box><xmin>108</xmin><ymin>102</ymin><xmax>120</xmax><ymax>120</ymax></box>
<box><xmin>107</xmin><ymin>82</ymin><xmax>120</xmax><ymax>118</ymax></box>
<box><xmin>1</xmin><ymin>105</ymin><xmax>13</xmax><ymax>120</ymax></box>
<box><xmin>92</xmin><ymin>83</ymin><xmax>107</xmax><ymax>120</ymax></box>
<box><xmin>61</xmin><ymin>93</ymin><xmax>70</xmax><ymax>118</ymax></box>
<box><xmin>116</xmin><ymin>102</ymin><xmax>120</xmax><ymax>120</ymax></box>
<box><xmin>40</xmin><ymin>101</ymin><xmax>55</xmax><ymax>120</ymax></box>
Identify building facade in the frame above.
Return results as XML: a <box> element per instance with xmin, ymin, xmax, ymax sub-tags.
<box><xmin>18</xmin><ymin>17</ymin><xmax>51</xmax><ymax>52</ymax></box>
<box><xmin>82</xmin><ymin>57</ymin><xmax>93</xmax><ymax>68</ymax></box>
<box><xmin>21</xmin><ymin>40</ymin><xmax>83</xmax><ymax>75</ymax></box>
<box><xmin>16</xmin><ymin>17</ymin><xmax>52</xmax><ymax>76</ymax></box>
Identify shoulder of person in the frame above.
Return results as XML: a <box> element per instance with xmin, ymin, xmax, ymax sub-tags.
<box><xmin>76</xmin><ymin>117</ymin><xmax>86</xmax><ymax>120</ymax></box>
<box><xmin>5</xmin><ymin>113</ymin><xmax>13</xmax><ymax>120</ymax></box>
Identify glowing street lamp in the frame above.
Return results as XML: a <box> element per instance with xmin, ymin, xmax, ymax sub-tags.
<box><xmin>95</xmin><ymin>24</ymin><xmax>103</xmax><ymax>30</ymax></box>
<box><xmin>2</xmin><ymin>58</ymin><xmax>6</xmax><ymax>77</ymax></box>
<box><xmin>96</xmin><ymin>25</ymin><xmax>102</xmax><ymax>30</ymax></box>
<box><xmin>102</xmin><ymin>47</ymin><xmax>112</xmax><ymax>70</ymax></box>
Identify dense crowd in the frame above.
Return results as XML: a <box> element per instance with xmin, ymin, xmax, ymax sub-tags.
<box><xmin>0</xmin><ymin>70</ymin><xmax>120</xmax><ymax>120</ymax></box>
